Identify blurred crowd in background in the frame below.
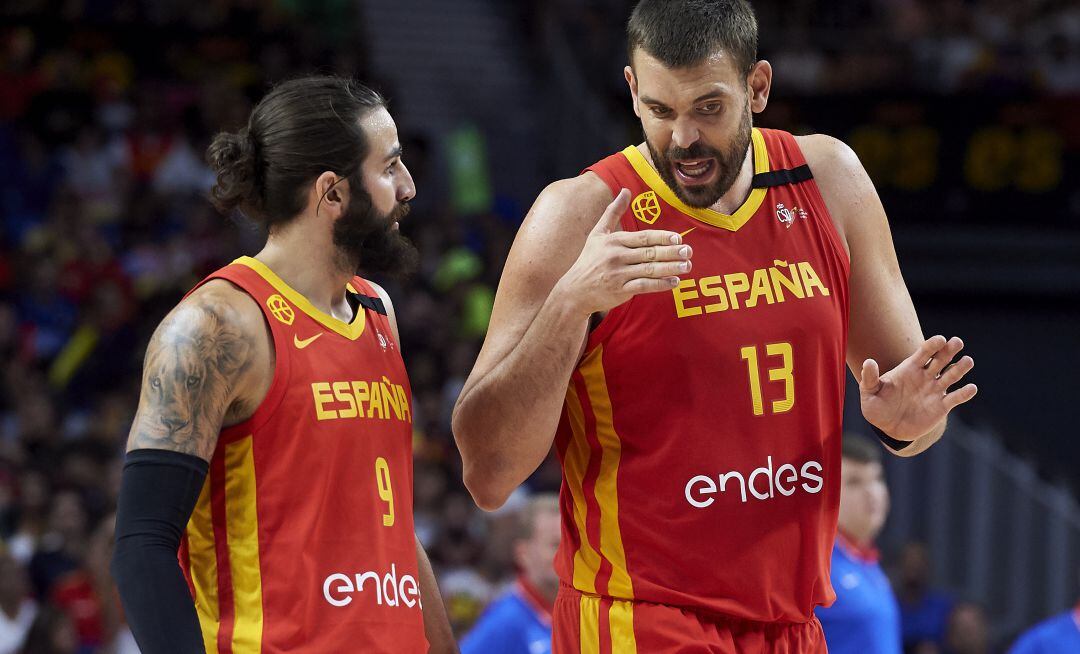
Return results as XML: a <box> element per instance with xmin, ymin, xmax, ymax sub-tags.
<box><xmin>0</xmin><ymin>1</ymin><xmax>1076</xmax><ymax>653</ymax></box>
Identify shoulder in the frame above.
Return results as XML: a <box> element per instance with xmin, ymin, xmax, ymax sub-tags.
<box><xmin>521</xmin><ymin>171</ymin><xmax>613</xmax><ymax>238</ymax></box>
<box><xmin>171</xmin><ymin>278</ymin><xmax>266</xmax><ymax>338</ymax></box>
<box><xmin>1011</xmin><ymin>612</ymin><xmax>1076</xmax><ymax>653</ymax></box>
<box><xmin>363</xmin><ymin>279</ymin><xmax>399</xmax><ymax>341</ymax></box>
<box><xmin>795</xmin><ymin>133</ymin><xmax>868</xmax><ymax>195</ymax></box>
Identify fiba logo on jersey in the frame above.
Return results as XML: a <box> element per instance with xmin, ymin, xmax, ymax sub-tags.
<box><xmin>632</xmin><ymin>191</ymin><xmax>661</xmax><ymax>224</ymax></box>
<box><xmin>266</xmin><ymin>294</ymin><xmax>295</xmax><ymax>325</ymax></box>
<box><xmin>775</xmin><ymin>203</ymin><xmax>808</xmax><ymax>229</ymax></box>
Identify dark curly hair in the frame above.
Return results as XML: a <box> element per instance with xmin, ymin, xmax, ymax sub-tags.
<box><xmin>206</xmin><ymin>75</ymin><xmax>386</xmax><ymax>229</ymax></box>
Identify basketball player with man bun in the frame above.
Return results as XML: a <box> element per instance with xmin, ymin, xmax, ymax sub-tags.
<box><xmin>111</xmin><ymin>76</ymin><xmax>456</xmax><ymax>654</ymax></box>
<box><xmin>453</xmin><ymin>1</ymin><xmax>977</xmax><ymax>651</ymax></box>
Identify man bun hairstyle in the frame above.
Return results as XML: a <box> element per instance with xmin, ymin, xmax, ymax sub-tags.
<box><xmin>207</xmin><ymin>75</ymin><xmax>386</xmax><ymax>229</ymax></box>
<box><xmin>627</xmin><ymin>0</ymin><xmax>758</xmax><ymax>75</ymax></box>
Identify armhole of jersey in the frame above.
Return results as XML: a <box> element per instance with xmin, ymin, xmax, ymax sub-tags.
<box><xmin>186</xmin><ymin>271</ymin><xmax>292</xmax><ymax>443</ymax></box>
<box><xmin>348</xmin><ymin>277</ymin><xmax>399</xmax><ymax>350</ymax></box>
<box><xmin>777</xmin><ymin>131</ymin><xmax>852</xmax><ymax>277</ymax></box>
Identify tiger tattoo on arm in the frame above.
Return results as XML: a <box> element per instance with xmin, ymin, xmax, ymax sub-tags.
<box><xmin>127</xmin><ymin>288</ymin><xmax>257</xmax><ymax>461</ymax></box>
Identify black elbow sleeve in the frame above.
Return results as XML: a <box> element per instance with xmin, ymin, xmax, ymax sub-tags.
<box><xmin>112</xmin><ymin>449</ymin><xmax>210</xmax><ymax>654</ymax></box>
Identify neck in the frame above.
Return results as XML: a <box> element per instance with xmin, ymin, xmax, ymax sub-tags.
<box><xmin>256</xmin><ymin>222</ymin><xmax>356</xmax><ymax>321</ymax></box>
<box><xmin>709</xmin><ymin>137</ymin><xmax>755</xmax><ymax>215</ymax></box>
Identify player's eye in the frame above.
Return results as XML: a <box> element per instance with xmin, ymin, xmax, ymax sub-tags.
<box><xmin>186</xmin><ymin>375</ymin><xmax>200</xmax><ymax>388</ymax></box>
<box><xmin>649</xmin><ymin>106</ymin><xmax>672</xmax><ymax>118</ymax></box>
<box><xmin>150</xmin><ymin>377</ymin><xmax>161</xmax><ymax>389</ymax></box>
<box><xmin>699</xmin><ymin>103</ymin><xmax>721</xmax><ymax>114</ymax></box>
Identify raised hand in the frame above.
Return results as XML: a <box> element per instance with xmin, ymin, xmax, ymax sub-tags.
<box><xmin>859</xmin><ymin>335</ymin><xmax>977</xmax><ymax>442</ymax></box>
<box><xmin>555</xmin><ymin>188</ymin><xmax>693</xmax><ymax>317</ymax></box>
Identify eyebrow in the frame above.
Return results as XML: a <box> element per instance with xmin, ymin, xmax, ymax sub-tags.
<box><xmin>639</xmin><ymin>90</ymin><xmax>729</xmax><ymax>106</ymax></box>
<box><xmin>384</xmin><ymin>144</ymin><xmax>402</xmax><ymax>162</ymax></box>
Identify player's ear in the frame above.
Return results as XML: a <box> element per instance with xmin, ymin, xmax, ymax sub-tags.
<box><xmin>315</xmin><ymin>170</ymin><xmax>345</xmax><ymax>218</ymax></box>
<box><xmin>625</xmin><ymin>65</ymin><xmax>641</xmax><ymax>118</ymax></box>
<box><xmin>747</xmin><ymin>60</ymin><xmax>772</xmax><ymax>114</ymax></box>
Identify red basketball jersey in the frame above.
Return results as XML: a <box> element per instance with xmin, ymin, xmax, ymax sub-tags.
<box><xmin>555</xmin><ymin>128</ymin><xmax>850</xmax><ymax>632</ymax></box>
<box><xmin>177</xmin><ymin>257</ymin><xmax>427</xmax><ymax>653</ymax></box>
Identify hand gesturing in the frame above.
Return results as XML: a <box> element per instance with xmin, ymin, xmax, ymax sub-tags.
<box><xmin>859</xmin><ymin>335</ymin><xmax>977</xmax><ymax>442</ymax></box>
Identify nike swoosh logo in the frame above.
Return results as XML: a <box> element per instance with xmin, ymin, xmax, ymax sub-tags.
<box><xmin>293</xmin><ymin>333</ymin><xmax>323</xmax><ymax>349</ymax></box>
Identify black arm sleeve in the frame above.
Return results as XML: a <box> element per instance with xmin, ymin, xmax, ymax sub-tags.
<box><xmin>111</xmin><ymin>449</ymin><xmax>210</xmax><ymax>654</ymax></box>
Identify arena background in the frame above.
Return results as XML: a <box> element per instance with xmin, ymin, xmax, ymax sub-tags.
<box><xmin>0</xmin><ymin>0</ymin><xmax>1077</xmax><ymax>652</ymax></box>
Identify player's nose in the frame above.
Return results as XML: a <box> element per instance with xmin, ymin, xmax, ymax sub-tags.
<box><xmin>671</xmin><ymin>119</ymin><xmax>700</xmax><ymax>149</ymax></box>
<box><xmin>397</xmin><ymin>162</ymin><xmax>416</xmax><ymax>203</ymax></box>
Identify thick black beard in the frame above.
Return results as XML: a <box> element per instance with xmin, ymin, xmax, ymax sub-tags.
<box><xmin>332</xmin><ymin>189</ymin><xmax>419</xmax><ymax>278</ymax></box>
<box><xmin>645</xmin><ymin>105</ymin><xmax>753</xmax><ymax>209</ymax></box>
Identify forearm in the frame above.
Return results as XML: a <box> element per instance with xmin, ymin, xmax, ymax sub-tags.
<box><xmin>453</xmin><ymin>283</ymin><xmax>589</xmax><ymax>509</ymax></box>
<box><xmin>415</xmin><ymin>536</ymin><xmax>457</xmax><ymax>654</ymax></box>
<box><xmin>111</xmin><ymin>450</ymin><xmax>209</xmax><ymax>654</ymax></box>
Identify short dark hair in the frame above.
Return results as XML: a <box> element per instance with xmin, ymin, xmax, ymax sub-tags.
<box><xmin>627</xmin><ymin>0</ymin><xmax>758</xmax><ymax>75</ymax></box>
<box><xmin>207</xmin><ymin>75</ymin><xmax>386</xmax><ymax>229</ymax></box>
<box><xmin>842</xmin><ymin>432</ymin><xmax>883</xmax><ymax>465</ymax></box>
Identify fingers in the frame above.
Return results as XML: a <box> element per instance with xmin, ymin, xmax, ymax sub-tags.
<box><xmin>624</xmin><ymin>259</ymin><xmax>691</xmax><ymax>280</ymax></box>
<box><xmin>936</xmin><ymin>355</ymin><xmax>974</xmax><ymax>389</ymax></box>
<box><xmin>859</xmin><ymin>359</ymin><xmax>882</xmax><ymax>394</ymax></box>
<box><xmin>622</xmin><ymin>276</ymin><xmax>681</xmax><ymax>295</ymax></box>
<box><xmin>913</xmin><ymin>335</ymin><xmax>948</xmax><ymax>368</ymax></box>
<box><xmin>624</xmin><ymin>243</ymin><xmax>693</xmax><ymax>265</ymax></box>
<box><xmin>928</xmin><ymin>337</ymin><xmax>964</xmax><ymax>377</ymax></box>
<box><xmin>943</xmin><ymin>383</ymin><xmax>978</xmax><ymax>411</ymax></box>
<box><xmin>614</xmin><ymin>229</ymin><xmax>684</xmax><ymax>248</ymax></box>
<box><xmin>592</xmin><ymin>188</ymin><xmax>631</xmax><ymax>235</ymax></box>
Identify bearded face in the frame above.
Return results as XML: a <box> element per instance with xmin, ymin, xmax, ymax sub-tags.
<box><xmin>332</xmin><ymin>180</ymin><xmax>419</xmax><ymax>278</ymax></box>
<box><xmin>645</xmin><ymin>103</ymin><xmax>752</xmax><ymax>209</ymax></box>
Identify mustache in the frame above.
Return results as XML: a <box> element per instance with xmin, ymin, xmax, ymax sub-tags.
<box><xmin>665</xmin><ymin>142</ymin><xmax>721</xmax><ymax>161</ymax></box>
<box><xmin>387</xmin><ymin>201</ymin><xmax>410</xmax><ymax>224</ymax></box>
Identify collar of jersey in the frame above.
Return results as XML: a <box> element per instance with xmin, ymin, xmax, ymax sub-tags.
<box><xmin>621</xmin><ymin>127</ymin><xmax>770</xmax><ymax>232</ymax></box>
<box><xmin>233</xmin><ymin>256</ymin><xmax>366</xmax><ymax>340</ymax></box>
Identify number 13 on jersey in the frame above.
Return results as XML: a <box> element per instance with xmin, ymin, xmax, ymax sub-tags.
<box><xmin>740</xmin><ymin>342</ymin><xmax>795</xmax><ymax>416</ymax></box>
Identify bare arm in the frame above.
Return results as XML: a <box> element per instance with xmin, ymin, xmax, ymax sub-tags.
<box><xmin>452</xmin><ymin>176</ymin><xmax>691</xmax><ymax>509</ymax></box>
<box><xmin>114</xmin><ymin>281</ymin><xmax>269</xmax><ymax>653</ymax></box>
<box><xmin>126</xmin><ymin>280</ymin><xmax>269</xmax><ymax>459</ymax></box>
<box><xmin>801</xmin><ymin>135</ymin><xmax>977</xmax><ymax>456</ymax></box>
<box><xmin>415</xmin><ymin>536</ymin><xmax>457</xmax><ymax>654</ymax></box>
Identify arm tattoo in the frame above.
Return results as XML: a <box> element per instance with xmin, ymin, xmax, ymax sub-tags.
<box><xmin>128</xmin><ymin>296</ymin><xmax>254</xmax><ymax>460</ymax></box>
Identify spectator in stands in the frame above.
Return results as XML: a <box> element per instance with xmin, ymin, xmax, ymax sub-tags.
<box><xmin>944</xmin><ymin>602</ymin><xmax>990</xmax><ymax>654</ymax></box>
<box><xmin>817</xmin><ymin>433</ymin><xmax>901</xmax><ymax>654</ymax></box>
<box><xmin>19</xmin><ymin>604</ymin><xmax>77</xmax><ymax>654</ymax></box>
<box><xmin>1007</xmin><ymin>568</ymin><xmax>1080</xmax><ymax>654</ymax></box>
<box><xmin>461</xmin><ymin>494</ymin><xmax>560</xmax><ymax>654</ymax></box>
<box><xmin>898</xmin><ymin>541</ymin><xmax>955</xmax><ymax>653</ymax></box>
<box><xmin>0</xmin><ymin>547</ymin><xmax>36</xmax><ymax>654</ymax></box>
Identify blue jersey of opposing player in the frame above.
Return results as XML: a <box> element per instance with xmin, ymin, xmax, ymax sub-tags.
<box><xmin>462</xmin><ymin>580</ymin><xmax>552</xmax><ymax>654</ymax></box>
<box><xmin>817</xmin><ymin>533</ymin><xmax>902</xmax><ymax>654</ymax></box>
<box><xmin>1008</xmin><ymin>605</ymin><xmax>1080</xmax><ymax>654</ymax></box>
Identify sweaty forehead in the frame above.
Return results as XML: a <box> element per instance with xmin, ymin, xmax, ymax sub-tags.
<box><xmin>634</xmin><ymin>49</ymin><xmax>743</xmax><ymax>103</ymax></box>
<box><xmin>358</xmin><ymin>107</ymin><xmax>399</xmax><ymax>163</ymax></box>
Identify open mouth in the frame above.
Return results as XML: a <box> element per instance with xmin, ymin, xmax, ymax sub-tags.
<box><xmin>673</xmin><ymin>158</ymin><xmax>717</xmax><ymax>186</ymax></box>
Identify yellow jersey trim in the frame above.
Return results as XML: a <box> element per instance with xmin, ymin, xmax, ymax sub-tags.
<box><xmin>563</xmin><ymin>385</ymin><xmax>602</xmax><ymax>594</ymax></box>
<box><xmin>234</xmin><ymin>256</ymin><xmax>366</xmax><ymax>340</ymax></box>
<box><xmin>224</xmin><ymin>435</ymin><xmax>264</xmax><ymax>652</ymax></box>
<box><xmin>187</xmin><ymin>479</ymin><xmax>220</xmax><ymax>654</ymax></box>
<box><xmin>578</xmin><ymin>346</ymin><xmax>634</xmax><ymax>600</ymax></box>
<box><xmin>621</xmin><ymin>127</ymin><xmax>771</xmax><ymax>231</ymax></box>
